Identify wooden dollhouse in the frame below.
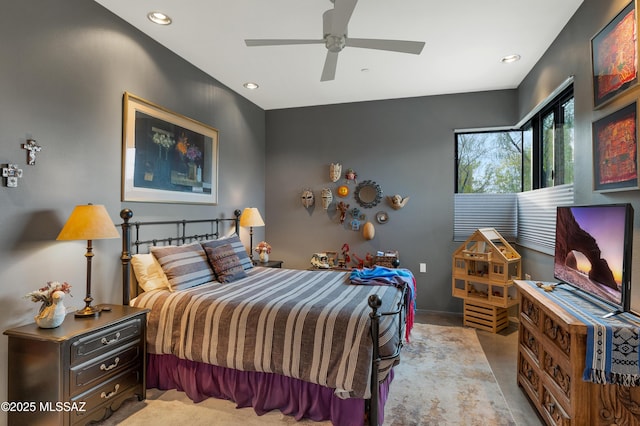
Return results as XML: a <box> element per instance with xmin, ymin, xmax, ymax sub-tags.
<box><xmin>452</xmin><ymin>228</ymin><xmax>521</xmax><ymax>332</ymax></box>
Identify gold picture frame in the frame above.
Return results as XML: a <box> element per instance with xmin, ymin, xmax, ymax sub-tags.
<box><xmin>122</xmin><ymin>92</ymin><xmax>219</xmax><ymax>204</ymax></box>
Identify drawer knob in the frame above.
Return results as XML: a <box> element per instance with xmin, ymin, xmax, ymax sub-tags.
<box><xmin>101</xmin><ymin>384</ymin><xmax>120</xmax><ymax>400</ymax></box>
<box><xmin>100</xmin><ymin>357</ymin><xmax>120</xmax><ymax>372</ymax></box>
<box><xmin>101</xmin><ymin>332</ymin><xmax>121</xmax><ymax>345</ymax></box>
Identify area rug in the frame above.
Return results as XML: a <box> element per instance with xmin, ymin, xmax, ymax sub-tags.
<box><xmin>98</xmin><ymin>323</ymin><xmax>515</xmax><ymax>425</ymax></box>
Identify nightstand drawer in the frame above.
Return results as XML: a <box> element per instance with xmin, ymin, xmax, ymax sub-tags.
<box><xmin>70</xmin><ymin>367</ymin><xmax>142</xmax><ymax>425</ymax></box>
<box><xmin>70</xmin><ymin>317</ymin><xmax>143</xmax><ymax>364</ymax></box>
<box><xmin>70</xmin><ymin>340</ymin><xmax>141</xmax><ymax>395</ymax></box>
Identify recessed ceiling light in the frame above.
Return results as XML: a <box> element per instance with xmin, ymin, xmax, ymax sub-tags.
<box><xmin>147</xmin><ymin>11</ymin><xmax>172</xmax><ymax>25</ymax></box>
<box><xmin>243</xmin><ymin>82</ymin><xmax>259</xmax><ymax>90</ymax></box>
<box><xmin>500</xmin><ymin>54</ymin><xmax>521</xmax><ymax>64</ymax></box>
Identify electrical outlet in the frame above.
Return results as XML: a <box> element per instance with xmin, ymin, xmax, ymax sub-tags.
<box><xmin>419</xmin><ymin>263</ymin><xmax>427</xmax><ymax>273</ymax></box>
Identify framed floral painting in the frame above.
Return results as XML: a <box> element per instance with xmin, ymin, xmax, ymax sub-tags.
<box><xmin>122</xmin><ymin>92</ymin><xmax>218</xmax><ymax>204</ymax></box>
<box><xmin>591</xmin><ymin>1</ymin><xmax>638</xmax><ymax>109</ymax></box>
<box><xmin>592</xmin><ymin>101</ymin><xmax>639</xmax><ymax>192</ymax></box>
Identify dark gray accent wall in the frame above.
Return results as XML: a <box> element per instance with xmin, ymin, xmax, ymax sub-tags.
<box><xmin>516</xmin><ymin>0</ymin><xmax>640</xmax><ymax>310</ymax></box>
<box><xmin>265</xmin><ymin>91</ymin><xmax>518</xmax><ymax>313</ymax></box>
<box><xmin>0</xmin><ymin>1</ymin><xmax>265</xmax><ymax>410</ymax></box>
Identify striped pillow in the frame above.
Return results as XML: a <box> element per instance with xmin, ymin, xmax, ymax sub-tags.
<box><xmin>205</xmin><ymin>244</ymin><xmax>247</xmax><ymax>283</ymax></box>
<box><xmin>151</xmin><ymin>243</ymin><xmax>215</xmax><ymax>291</ymax></box>
<box><xmin>201</xmin><ymin>234</ymin><xmax>253</xmax><ymax>271</ymax></box>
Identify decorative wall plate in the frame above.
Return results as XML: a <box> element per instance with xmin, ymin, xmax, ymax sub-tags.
<box><xmin>376</xmin><ymin>211</ymin><xmax>389</xmax><ymax>224</ymax></box>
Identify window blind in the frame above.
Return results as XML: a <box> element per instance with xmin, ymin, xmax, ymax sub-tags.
<box><xmin>453</xmin><ymin>193</ymin><xmax>517</xmax><ymax>242</ymax></box>
<box><xmin>516</xmin><ymin>184</ymin><xmax>574</xmax><ymax>254</ymax></box>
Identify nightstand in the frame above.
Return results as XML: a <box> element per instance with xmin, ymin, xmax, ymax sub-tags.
<box><xmin>3</xmin><ymin>304</ymin><xmax>149</xmax><ymax>426</ymax></box>
<box><xmin>253</xmin><ymin>260</ymin><xmax>283</xmax><ymax>268</ymax></box>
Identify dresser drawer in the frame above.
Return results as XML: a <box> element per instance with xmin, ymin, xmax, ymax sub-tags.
<box><xmin>542</xmin><ymin>314</ymin><xmax>571</xmax><ymax>358</ymax></box>
<box><xmin>70</xmin><ymin>340</ymin><xmax>142</xmax><ymax>396</ymax></box>
<box><xmin>521</xmin><ymin>294</ymin><xmax>541</xmax><ymax>327</ymax></box>
<box><xmin>542</xmin><ymin>350</ymin><xmax>571</xmax><ymax>401</ymax></box>
<box><xmin>70</xmin><ymin>317</ymin><xmax>143</xmax><ymax>364</ymax></box>
<box><xmin>541</xmin><ymin>385</ymin><xmax>570</xmax><ymax>426</ymax></box>
<box><xmin>518</xmin><ymin>350</ymin><xmax>540</xmax><ymax>399</ymax></box>
<box><xmin>70</xmin><ymin>367</ymin><xmax>143</xmax><ymax>425</ymax></box>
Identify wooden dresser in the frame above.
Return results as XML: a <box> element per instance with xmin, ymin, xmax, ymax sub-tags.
<box><xmin>4</xmin><ymin>304</ymin><xmax>149</xmax><ymax>426</ymax></box>
<box><xmin>515</xmin><ymin>280</ymin><xmax>640</xmax><ymax>425</ymax></box>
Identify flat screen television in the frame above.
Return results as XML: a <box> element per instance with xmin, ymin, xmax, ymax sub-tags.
<box><xmin>553</xmin><ymin>203</ymin><xmax>634</xmax><ymax>313</ymax></box>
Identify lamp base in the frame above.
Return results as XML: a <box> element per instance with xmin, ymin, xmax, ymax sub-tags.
<box><xmin>74</xmin><ymin>305</ymin><xmax>102</xmax><ymax>317</ymax></box>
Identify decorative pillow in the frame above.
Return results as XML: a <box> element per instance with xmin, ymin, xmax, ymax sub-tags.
<box><xmin>205</xmin><ymin>244</ymin><xmax>247</xmax><ymax>283</ymax></box>
<box><xmin>201</xmin><ymin>234</ymin><xmax>253</xmax><ymax>271</ymax></box>
<box><xmin>151</xmin><ymin>243</ymin><xmax>215</xmax><ymax>291</ymax></box>
<box><xmin>130</xmin><ymin>253</ymin><xmax>170</xmax><ymax>292</ymax></box>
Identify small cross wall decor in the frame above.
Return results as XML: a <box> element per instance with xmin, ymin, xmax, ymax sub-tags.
<box><xmin>2</xmin><ymin>164</ymin><xmax>23</xmax><ymax>187</ymax></box>
<box><xmin>22</xmin><ymin>139</ymin><xmax>42</xmax><ymax>165</ymax></box>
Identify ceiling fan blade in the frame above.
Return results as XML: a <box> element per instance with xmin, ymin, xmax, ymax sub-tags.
<box><xmin>346</xmin><ymin>38</ymin><xmax>425</xmax><ymax>55</ymax></box>
<box><xmin>245</xmin><ymin>39</ymin><xmax>323</xmax><ymax>47</ymax></box>
<box><xmin>321</xmin><ymin>51</ymin><xmax>339</xmax><ymax>81</ymax></box>
<box><xmin>331</xmin><ymin>0</ymin><xmax>358</xmax><ymax>35</ymax></box>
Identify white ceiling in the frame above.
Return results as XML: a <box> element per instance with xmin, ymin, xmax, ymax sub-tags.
<box><xmin>94</xmin><ymin>0</ymin><xmax>584</xmax><ymax>110</ymax></box>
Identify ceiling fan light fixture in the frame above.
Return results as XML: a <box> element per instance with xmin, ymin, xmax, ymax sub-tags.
<box><xmin>243</xmin><ymin>82</ymin><xmax>259</xmax><ymax>90</ymax></box>
<box><xmin>147</xmin><ymin>11</ymin><xmax>172</xmax><ymax>25</ymax></box>
<box><xmin>500</xmin><ymin>54</ymin><xmax>521</xmax><ymax>64</ymax></box>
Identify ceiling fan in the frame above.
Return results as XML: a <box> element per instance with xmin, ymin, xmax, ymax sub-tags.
<box><xmin>244</xmin><ymin>0</ymin><xmax>425</xmax><ymax>82</ymax></box>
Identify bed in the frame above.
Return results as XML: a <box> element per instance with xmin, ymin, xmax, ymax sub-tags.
<box><xmin>119</xmin><ymin>208</ymin><xmax>414</xmax><ymax>426</ymax></box>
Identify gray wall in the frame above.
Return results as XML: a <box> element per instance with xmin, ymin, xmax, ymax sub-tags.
<box><xmin>265</xmin><ymin>91</ymin><xmax>518</xmax><ymax>313</ymax></box>
<box><xmin>0</xmin><ymin>1</ymin><xmax>265</xmax><ymax>415</ymax></box>
<box><xmin>3</xmin><ymin>0</ymin><xmax>640</xmax><ymax>423</ymax></box>
<box><xmin>516</xmin><ymin>0</ymin><xmax>640</xmax><ymax>310</ymax></box>
<box><xmin>263</xmin><ymin>0</ymin><xmax>640</xmax><ymax>315</ymax></box>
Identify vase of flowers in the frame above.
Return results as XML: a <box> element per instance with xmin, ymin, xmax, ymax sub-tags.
<box><xmin>255</xmin><ymin>241</ymin><xmax>272</xmax><ymax>263</ymax></box>
<box><xmin>26</xmin><ymin>281</ymin><xmax>71</xmax><ymax>328</ymax></box>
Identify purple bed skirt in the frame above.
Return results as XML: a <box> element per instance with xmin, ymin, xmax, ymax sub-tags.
<box><xmin>147</xmin><ymin>354</ymin><xmax>393</xmax><ymax>426</ymax></box>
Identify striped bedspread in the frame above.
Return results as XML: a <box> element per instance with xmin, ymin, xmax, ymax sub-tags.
<box><xmin>131</xmin><ymin>267</ymin><xmax>405</xmax><ymax>399</ymax></box>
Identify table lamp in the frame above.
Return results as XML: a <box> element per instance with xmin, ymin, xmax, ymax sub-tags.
<box><xmin>239</xmin><ymin>207</ymin><xmax>264</xmax><ymax>261</ymax></box>
<box><xmin>57</xmin><ymin>204</ymin><xmax>120</xmax><ymax>317</ymax></box>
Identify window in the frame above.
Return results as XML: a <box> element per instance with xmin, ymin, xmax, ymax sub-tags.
<box><xmin>455</xmin><ymin>86</ymin><xmax>573</xmax><ymax>194</ymax></box>
<box><xmin>455</xmin><ymin>130</ymin><xmax>523</xmax><ymax>193</ymax></box>
<box><xmin>529</xmin><ymin>88</ymin><xmax>574</xmax><ymax>189</ymax></box>
<box><xmin>453</xmin><ymin>84</ymin><xmax>575</xmax><ymax>250</ymax></box>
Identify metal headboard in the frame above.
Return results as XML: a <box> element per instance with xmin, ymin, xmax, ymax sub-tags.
<box><xmin>119</xmin><ymin>208</ymin><xmax>241</xmax><ymax>305</ymax></box>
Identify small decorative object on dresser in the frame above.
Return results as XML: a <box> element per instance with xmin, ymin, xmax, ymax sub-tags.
<box><xmin>254</xmin><ymin>241</ymin><xmax>271</xmax><ymax>263</ymax></box>
<box><xmin>25</xmin><ymin>281</ymin><xmax>72</xmax><ymax>328</ymax></box>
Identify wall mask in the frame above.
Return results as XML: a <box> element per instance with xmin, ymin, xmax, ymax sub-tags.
<box><xmin>301</xmin><ymin>189</ymin><xmax>314</xmax><ymax>208</ymax></box>
<box><xmin>329</xmin><ymin>163</ymin><xmax>342</xmax><ymax>182</ymax></box>
<box><xmin>321</xmin><ymin>187</ymin><xmax>333</xmax><ymax>210</ymax></box>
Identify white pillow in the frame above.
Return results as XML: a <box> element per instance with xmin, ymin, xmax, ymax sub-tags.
<box><xmin>130</xmin><ymin>253</ymin><xmax>170</xmax><ymax>292</ymax></box>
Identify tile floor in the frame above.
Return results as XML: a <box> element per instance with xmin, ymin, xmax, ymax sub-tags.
<box><xmin>416</xmin><ymin>311</ymin><xmax>544</xmax><ymax>425</ymax></box>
